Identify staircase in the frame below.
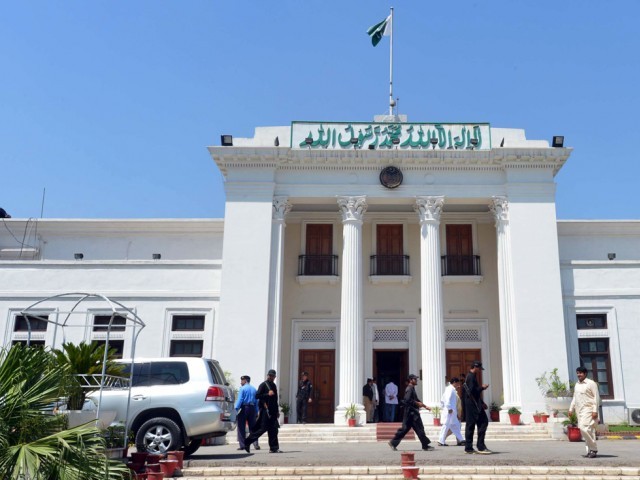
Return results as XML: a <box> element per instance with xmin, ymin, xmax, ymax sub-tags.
<box><xmin>276</xmin><ymin>422</ymin><xmax>553</xmax><ymax>443</ymax></box>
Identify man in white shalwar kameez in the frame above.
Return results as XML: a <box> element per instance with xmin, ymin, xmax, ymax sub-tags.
<box><xmin>569</xmin><ymin>366</ymin><xmax>601</xmax><ymax>458</ymax></box>
<box><xmin>438</xmin><ymin>377</ymin><xmax>465</xmax><ymax>446</ymax></box>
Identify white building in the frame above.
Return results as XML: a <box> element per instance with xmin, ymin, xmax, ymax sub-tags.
<box><xmin>1</xmin><ymin>119</ymin><xmax>639</xmax><ymax>426</ymax></box>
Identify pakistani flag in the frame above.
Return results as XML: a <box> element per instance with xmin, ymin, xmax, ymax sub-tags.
<box><xmin>367</xmin><ymin>15</ymin><xmax>391</xmax><ymax>46</ymax></box>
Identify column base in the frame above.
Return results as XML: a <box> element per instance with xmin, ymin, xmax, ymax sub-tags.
<box><xmin>334</xmin><ymin>404</ymin><xmax>366</xmax><ymax>426</ymax></box>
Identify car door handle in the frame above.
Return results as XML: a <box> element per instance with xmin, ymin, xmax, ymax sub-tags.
<box><xmin>132</xmin><ymin>395</ymin><xmax>147</xmax><ymax>401</ymax></box>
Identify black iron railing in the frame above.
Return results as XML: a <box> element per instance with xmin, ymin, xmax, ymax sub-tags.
<box><xmin>298</xmin><ymin>255</ymin><xmax>339</xmax><ymax>276</ymax></box>
<box><xmin>369</xmin><ymin>255</ymin><xmax>410</xmax><ymax>276</ymax></box>
<box><xmin>440</xmin><ymin>255</ymin><xmax>481</xmax><ymax>276</ymax></box>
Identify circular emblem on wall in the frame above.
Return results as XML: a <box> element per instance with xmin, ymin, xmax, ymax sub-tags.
<box><xmin>379</xmin><ymin>166</ymin><xmax>403</xmax><ymax>189</ymax></box>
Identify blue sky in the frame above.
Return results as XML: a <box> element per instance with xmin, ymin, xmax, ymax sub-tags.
<box><xmin>1</xmin><ymin>1</ymin><xmax>639</xmax><ymax>220</ymax></box>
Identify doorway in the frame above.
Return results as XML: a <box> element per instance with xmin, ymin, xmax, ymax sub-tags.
<box><xmin>446</xmin><ymin>348</ymin><xmax>482</xmax><ymax>417</ymax></box>
<box><xmin>298</xmin><ymin>349</ymin><xmax>335</xmax><ymax>423</ymax></box>
<box><xmin>373</xmin><ymin>349</ymin><xmax>408</xmax><ymax>422</ymax></box>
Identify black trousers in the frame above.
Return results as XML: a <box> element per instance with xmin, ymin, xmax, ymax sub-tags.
<box><xmin>464</xmin><ymin>401</ymin><xmax>488</xmax><ymax>451</ymax></box>
<box><xmin>296</xmin><ymin>397</ymin><xmax>308</xmax><ymax>423</ymax></box>
<box><xmin>245</xmin><ymin>408</ymin><xmax>279</xmax><ymax>451</ymax></box>
<box><xmin>389</xmin><ymin>410</ymin><xmax>431</xmax><ymax>449</ymax></box>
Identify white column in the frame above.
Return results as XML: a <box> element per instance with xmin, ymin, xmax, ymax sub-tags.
<box><xmin>265</xmin><ymin>196</ymin><xmax>292</xmax><ymax>375</ymax></box>
<box><xmin>490</xmin><ymin>196</ymin><xmax>522</xmax><ymax>416</ymax></box>
<box><xmin>414</xmin><ymin>196</ymin><xmax>446</xmax><ymax>411</ymax></box>
<box><xmin>335</xmin><ymin>195</ymin><xmax>367</xmax><ymax>425</ymax></box>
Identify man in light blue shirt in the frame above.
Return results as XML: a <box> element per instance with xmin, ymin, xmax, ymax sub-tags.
<box><xmin>235</xmin><ymin>375</ymin><xmax>260</xmax><ymax>450</ymax></box>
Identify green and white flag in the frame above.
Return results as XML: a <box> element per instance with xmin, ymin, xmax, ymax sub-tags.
<box><xmin>366</xmin><ymin>15</ymin><xmax>391</xmax><ymax>47</ymax></box>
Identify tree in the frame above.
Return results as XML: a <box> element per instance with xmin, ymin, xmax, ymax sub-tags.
<box><xmin>0</xmin><ymin>344</ymin><xmax>130</xmax><ymax>479</ymax></box>
<box><xmin>53</xmin><ymin>341</ymin><xmax>124</xmax><ymax>410</ymax></box>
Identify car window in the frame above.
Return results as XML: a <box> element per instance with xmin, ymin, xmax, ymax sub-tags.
<box><xmin>120</xmin><ymin>362</ymin><xmax>151</xmax><ymax>386</ymax></box>
<box><xmin>207</xmin><ymin>360</ymin><xmax>226</xmax><ymax>385</ymax></box>
<box><xmin>147</xmin><ymin>362</ymin><xmax>189</xmax><ymax>386</ymax></box>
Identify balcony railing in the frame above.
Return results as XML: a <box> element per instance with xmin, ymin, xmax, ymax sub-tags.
<box><xmin>440</xmin><ymin>255</ymin><xmax>481</xmax><ymax>276</ymax></box>
<box><xmin>370</xmin><ymin>255</ymin><xmax>410</xmax><ymax>276</ymax></box>
<box><xmin>298</xmin><ymin>255</ymin><xmax>339</xmax><ymax>276</ymax></box>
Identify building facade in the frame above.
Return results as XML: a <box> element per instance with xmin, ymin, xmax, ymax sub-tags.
<box><xmin>1</xmin><ymin>120</ymin><xmax>638</xmax><ymax>426</ymax></box>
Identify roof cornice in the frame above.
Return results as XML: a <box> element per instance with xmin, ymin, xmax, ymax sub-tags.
<box><xmin>209</xmin><ymin>146</ymin><xmax>572</xmax><ymax>176</ymax></box>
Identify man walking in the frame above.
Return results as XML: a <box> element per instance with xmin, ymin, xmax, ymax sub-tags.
<box><xmin>569</xmin><ymin>366</ymin><xmax>600</xmax><ymax>458</ymax></box>
<box><xmin>384</xmin><ymin>380</ymin><xmax>398</xmax><ymax>422</ymax></box>
<box><xmin>295</xmin><ymin>371</ymin><xmax>313</xmax><ymax>424</ymax></box>
<box><xmin>388</xmin><ymin>374</ymin><xmax>433</xmax><ymax>451</ymax></box>
<box><xmin>244</xmin><ymin>369</ymin><xmax>281</xmax><ymax>453</ymax></box>
<box><xmin>438</xmin><ymin>377</ymin><xmax>464</xmax><ymax>446</ymax></box>
<box><xmin>463</xmin><ymin>361</ymin><xmax>492</xmax><ymax>454</ymax></box>
<box><xmin>234</xmin><ymin>375</ymin><xmax>260</xmax><ymax>451</ymax></box>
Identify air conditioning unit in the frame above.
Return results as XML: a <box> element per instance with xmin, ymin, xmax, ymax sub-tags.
<box><xmin>629</xmin><ymin>408</ymin><xmax>640</xmax><ymax>426</ymax></box>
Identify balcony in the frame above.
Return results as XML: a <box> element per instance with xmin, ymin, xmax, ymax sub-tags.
<box><xmin>440</xmin><ymin>255</ymin><xmax>483</xmax><ymax>284</ymax></box>
<box><xmin>369</xmin><ymin>255</ymin><xmax>411</xmax><ymax>284</ymax></box>
<box><xmin>297</xmin><ymin>255</ymin><xmax>339</xmax><ymax>285</ymax></box>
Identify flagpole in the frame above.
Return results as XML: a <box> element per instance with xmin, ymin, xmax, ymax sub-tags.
<box><xmin>389</xmin><ymin>7</ymin><xmax>394</xmax><ymax>116</ymax></box>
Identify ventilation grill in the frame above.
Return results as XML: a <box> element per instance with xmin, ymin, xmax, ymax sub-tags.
<box><xmin>300</xmin><ymin>329</ymin><xmax>335</xmax><ymax>343</ymax></box>
<box><xmin>446</xmin><ymin>328</ymin><xmax>480</xmax><ymax>342</ymax></box>
<box><xmin>374</xmin><ymin>328</ymin><xmax>408</xmax><ymax>342</ymax></box>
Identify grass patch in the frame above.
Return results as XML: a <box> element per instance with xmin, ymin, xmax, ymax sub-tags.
<box><xmin>608</xmin><ymin>424</ymin><xmax>640</xmax><ymax>433</ymax></box>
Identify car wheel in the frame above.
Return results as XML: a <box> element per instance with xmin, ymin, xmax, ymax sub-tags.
<box><xmin>135</xmin><ymin>417</ymin><xmax>182</xmax><ymax>454</ymax></box>
<box><xmin>182</xmin><ymin>438</ymin><xmax>201</xmax><ymax>457</ymax></box>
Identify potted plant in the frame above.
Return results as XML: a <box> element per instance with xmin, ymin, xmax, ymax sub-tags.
<box><xmin>536</xmin><ymin>368</ymin><xmax>574</xmax><ymax>411</ymax></box>
<box><xmin>431</xmin><ymin>405</ymin><xmax>442</xmax><ymax>426</ymax></box>
<box><xmin>507</xmin><ymin>406</ymin><xmax>521</xmax><ymax>425</ymax></box>
<box><xmin>279</xmin><ymin>401</ymin><xmax>291</xmax><ymax>424</ymax></box>
<box><xmin>563</xmin><ymin>411</ymin><xmax>582</xmax><ymax>442</ymax></box>
<box><xmin>345</xmin><ymin>403</ymin><xmax>358</xmax><ymax>427</ymax></box>
<box><xmin>540</xmin><ymin>412</ymin><xmax>550</xmax><ymax>423</ymax></box>
<box><xmin>533</xmin><ymin>411</ymin><xmax>542</xmax><ymax>423</ymax></box>
<box><xmin>489</xmin><ymin>402</ymin><xmax>500</xmax><ymax>422</ymax></box>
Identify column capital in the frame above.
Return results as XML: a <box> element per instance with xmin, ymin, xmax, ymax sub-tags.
<box><xmin>414</xmin><ymin>196</ymin><xmax>445</xmax><ymax>224</ymax></box>
<box><xmin>490</xmin><ymin>196</ymin><xmax>509</xmax><ymax>226</ymax></box>
<box><xmin>337</xmin><ymin>196</ymin><xmax>368</xmax><ymax>223</ymax></box>
<box><xmin>272</xmin><ymin>196</ymin><xmax>292</xmax><ymax>223</ymax></box>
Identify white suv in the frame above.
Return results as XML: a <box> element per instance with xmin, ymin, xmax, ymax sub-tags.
<box><xmin>89</xmin><ymin>357</ymin><xmax>236</xmax><ymax>456</ymax></box>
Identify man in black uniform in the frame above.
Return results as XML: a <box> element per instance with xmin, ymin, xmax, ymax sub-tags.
<box><xmin>244</xmin><ymin>369</ymin><xmax>281</xmax><ymax>453</ymax></box>
<box><xmin>295</xmin><ymin>371</ymin><xmax>313</xmax><ymax>424</ymax></box>
<box><xmin>463</xmin><ymin>361</ymin><xmax>492</xmax><ymax>454</ymax></box>
<box><xmin>388</xmin><ymin>374</ymin><xmax>434</xmax><ymax>451</ymax></box>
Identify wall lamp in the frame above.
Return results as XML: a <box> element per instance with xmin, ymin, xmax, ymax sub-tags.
<box><xmin>368</xmin><ymin>144</ymin><xmax>375</xmax><ymax>150</ymax></box>
<box><xmin>304</xmin><ymin>137</ymin><xmax>313</xmax><ymax>148</ymax></box>
<box><xmin>350</xmin><ymin>137</ymin><xmax>359</xmax><ymax>149</ymax></box>
<box><xmin>152</xmin><ymin>253</ymin><xmax>162</xmax><ymax>260</ymax></box>
<box><xmin>430</xmin><ymin>137</ymin><xmax>438</xmax><ymax>149</ymax></box>
<box><xmin>391</xmin><ymin>137</ymin><xmax>400</xmax><ymax>148</ymax></box>
<box><xmin>220</xmin><ymin>135</ymin><xmax>233</xmax><ymax>146</ymax></box>
<box><xmin>607</xmin><ymin>253</ymin><xmax>616</xmax><ymax>261</ymax></box>
<box><xmin>74</xmin><ymin>253</ymin><xmax>84</xmax><ymax>260</ymax></box>
<box><xmin>552</xmin><ymin>136</ymin><xmax>564</xmax><ymax>148</ymax></box>
<box><xmin>470</xmin><ymin>138</ymin><xmax>479</xmax><ymax>149</ymax></box>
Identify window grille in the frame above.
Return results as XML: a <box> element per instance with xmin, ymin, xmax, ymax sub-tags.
<box><xmin>300</xmin><ymin>329</ymin><xmax>335</xmax><ymax>343</ymax></box>
<box><xmin>446</xmin><ymin>328</ymin><xmax>480</xmax><ymax>342</ymax></box>
<box><xmin>373</xmin><ymin>328</ymin><xmax>408</xmax><ymax>342</ymax></box>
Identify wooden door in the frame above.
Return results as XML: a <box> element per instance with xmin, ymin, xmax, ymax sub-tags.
<box><xmin>305</xmin><ymin>224</ymin><xmax>333</xmax><ymax>275</ymax></box>
<box><xmin>298</xmin><ymin>349</ymin><xmax>335</xmax><ymax>423</ymax></box>
<box><xmin>446</xmin><ymin>349</ymin><xmax>482</xmax><ymax>416</ymax></box>
<box><xmin>376</xmin><ymin>224</ymin><xmax>403</xmax><ymax>275</ymax></box>
<box><xmin>445</xmin><ymin>224</ymin><xmax>473</xmax><ymax>274</ymax></box>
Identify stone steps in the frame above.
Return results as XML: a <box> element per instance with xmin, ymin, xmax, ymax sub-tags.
<box><xmin>275</xmin><ymin>423</ymin><xmax>553</xmax><ymax>443</ymax></box>
<box><xmin>179</xmin><ymin>465</ymin><xmax>640</xmax><ymax>479</ymax></box>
